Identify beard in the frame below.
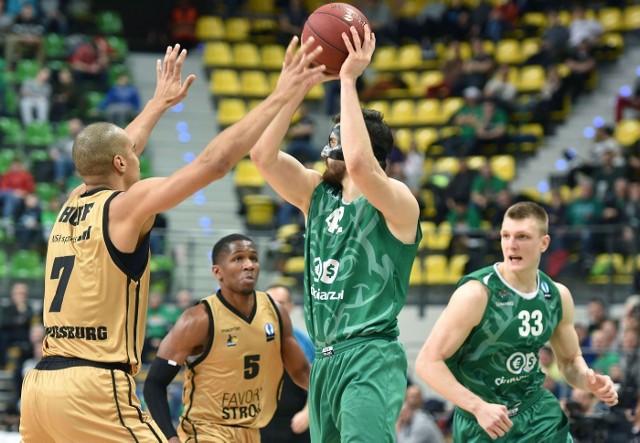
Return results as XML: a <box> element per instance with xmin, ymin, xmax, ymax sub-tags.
<box><xmin>322</xmin><ymin>160</ymin><xmax>346</xmax><ymax>186</ymax></box>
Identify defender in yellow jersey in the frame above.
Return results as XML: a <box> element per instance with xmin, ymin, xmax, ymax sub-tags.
<box><xmin>20</xmin><ymin>40</ymin><xmax>328</xmax><ymax>443</ymax></box>
<box><xmin>144</xmin><ymin>234</ymin><xmax>311</xmax><ymax>443</ymax></box>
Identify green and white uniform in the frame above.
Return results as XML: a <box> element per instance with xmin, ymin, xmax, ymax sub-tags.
<box><xmin>447</xmin><ymin>263</ymin><xmax>572</xmax><ymax>442</ymax></box>
<box><xmin>304</xmin><ymin>182</ymin><xmax>421</xmax><ymax>443</ymax></box>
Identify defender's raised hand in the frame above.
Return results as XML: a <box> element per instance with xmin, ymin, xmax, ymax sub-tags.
<box><xmin>152</xmin><ymin>44</ymin><xmax>196</xmax><ymax>109</ymax></box>
<box><xmin>273</xmin><ymin>36</ymin><xmax>328</xmax><ymax>100</ymax></box>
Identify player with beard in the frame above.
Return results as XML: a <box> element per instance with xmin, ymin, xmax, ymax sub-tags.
<box><xmin>143</xmin><ymin>234</ymin><xmax>311</xmax><ymax>443</ymax></box>
<box><xmin>250</xmin><ymin>25</ymin><xmax>422</xmax><ymax>442</ymax></box>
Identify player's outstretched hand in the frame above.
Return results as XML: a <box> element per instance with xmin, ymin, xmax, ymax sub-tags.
<box><xmin>290</xmin><ymin>408</ymin><xmax>309</xmax><ymax>434</ymax></box>
<box><xmin>475</xmin><ymin>403</ymin><xmax>513</xmax><ymax>440</ymax></box>
<box><xmin>340</xmin><ymin>23</ymin><xmax>375</xmax><ymax>81</ymax></box>
<box><xmin>153</xmin><ymin>44</ymin><xmax>196</xmax><ymax>109</ymax></box>
<box><xmin>273</xmin><ymin>36</ymin><xmax>328</xmax><ymax>100</ymax></box>
<box><xmin>586</xmin><ymin>368</ymin><xmax>619</xmax><ymax>406</ymax></box>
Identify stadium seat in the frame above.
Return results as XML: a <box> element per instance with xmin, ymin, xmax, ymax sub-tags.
<box><xmin>386</xmin><ymin>99</ymin><xmax>416</xmax><ymax>127</ymax></box>
<box><xmin>243</xmin><ymin>194</ymin><xmax>276</xmax><ymax>229</ymax></box>
<box><xmin>15</xmin><ymin>59</ymin><xmax>41</xmax><ymax>83</ymax></box>
<box><xmin>35</xmin><ymin>182</ymin><xmax>61</xmax><ymax>203</ymax></box>
<box><xmin>0</xmin><ymin>249</ymin><xmax>7</xmax><ymax>279</ymax></box>
<box><xmin>260</xmin><ymin>44</ymin><xmax>286</xmax><ymax>70</ymax></box>
<box><xmin>448</xmin><ymin>254</ymin><xmax>469</xmax><ymax>283</ymax></box>
<box><xmin>234</xmin><ymin>158</ymin><xmax>265</xmax><ymax>191</ymax></box>
<box><xmin>106</xmin><ymin>36</ymin><xmax>129</xmax><ymax>61</ymax></box>
<box><xmin>598</xmin><ymin>7</ymin><xmax>623</xmax><ymax>33</ymax></box>
<box><xmin>96</xmin><ymin>10</ymin><xmax>124</xmax><ymax>35</ymax></box>
<box><xmin>246</xmin><ymin>0</ymin><xmax>275</xmax><ymax>14</ymax></box>
<box><xmin>306</xmin><ymin>83</ymin><xmax>325</xmax><ymax>101</ymax></box>
<box><xmin>624</xmin><ymin>5</ymin><xmax>640</xmax><ymax>32</ymax></box>
<box><xmin>423</xmin><ymin>255</ymin><xmax>449</xmax><ymax>285</ymax></box>
<box><xmin>490</xmin><ymin>155</ymin><xmax>516</xmax><ymax>182</ymax></box>
<box><xmin>394</xmin><ymin>128</ymin><xmax>413</xmax><ymax>153</ymax></box>
<box><xmin>521</xmin><ymin>12</ymin><xmax>546</xmax><ymax>29</ymax></box>
<box><xmin>495</xmin><ymin>40</ymin><xmax>523</xmax><ymax>65</ymax></box>
<box><xmin>397</xmin><ymin>44</ymin><xmax>422</xmax><ymax>70</ymax></box>
<box><xmin>614</xmin><ymin>119</ymin><xmax>640</xmax><ymax>147</ymax></box>
<box><xmin>203</xmin><ymin>41</ymin><xmax>233</xmax><ymax>68</ymax></box>
<box><xmin>0</xmin><ymin>117</ymin><xmax>24</xmax><ymax>146</ymax></box>
<box><xmin>517</xmin><ymin>65</ymin><xmax>545</xmax><ymax>93</ymax></box>
<box><xmin>466</xmin><ymin>155</ymin><xmax>487</xmax><ymax>170</ymax></box>
<box><xmin>371</xmin><ymin>46</ymin><xmax>397</xmax><ymax>71</ymax></box>
<box><xmin>44</xmin><ymin>33</ymin><xmax>66</xmax><ymax>59</ymax></box>
<box><xmin>434</xmin><ymin>156</ymin><xmax>460</xmax><ymax>176</ymax></box>
<box><xmin>24</xmin><ymin>121</ymin><xmax>54</xmax><ymax>148</ymax></box>
<box><xmin>365</xmin><ymin>100</ymin><xmax>390</xmax><ymax>117</ymax></box>
<box><xmin>413</xmin><ymin>127</ymin><xmax>438</xmax><ymax>153</ymax></box>
<box><xmin>416</xmin><ymin>70</ymin><xmax>444</xmax><ymax>97</ymax></box>
<box><xmin>521</xmin><ymin>38</ymin><xmax>541</xmax><ymax>62</ymax></box>
<box><xmin>9</xmin><ymin>250</ymin><xmax>44</xmax><ymax>280</ymax></box>
<box><xmin>195</xmin><ymin>16</ymin><xmax>225</xmax><ymax>40</ymax></box>
<box><xmin>441</xmin><ymin>97</ymin><xmax>464</xmax><ymax>123</ymax></box>
<box><xmin>0</xmin><ymin>150</ymin><xmax>14</xmax><ymax>174</ymax></box>
<box><xmin>224</xmin><ymin>17</ymin><xmax>250</xmax><ymax>42</ymax></box>
<box><xmin>415</xmin><ymin>98</ymin><xmax>444</xmax><ymax>126</ymax></box>
<box><xmin>240</xmin><ymin>70</ymin><xmax>271</xmax><ymax>98</ymax></box>
<box><xmin>217</xmin><ymin>98</ymin><xmax>247</xmax><ymax>127</ymax></box>
<box><xmin>209</xmin><ymin>69</ymin><xmax>241</xmax><ymax>97</ymax></box>
<box><xmin>409</xmin><ymin>256</ymin><xmax>423</xmax><ymax>286</ymax></box>
<box><xmin>233</xmin><ymin>42</ymin><xmax>260</xmax><ymax>69</ymax></box>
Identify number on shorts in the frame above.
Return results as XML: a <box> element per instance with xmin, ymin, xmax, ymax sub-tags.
<box><xmin>49</xmin><ymin>255</ymin><xmax>75</xmax><ymax>312</ymax></box>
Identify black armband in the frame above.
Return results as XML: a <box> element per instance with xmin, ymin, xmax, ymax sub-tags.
<box><xmin>143</xmin><ymin>357</ymin><xmax>181</xmax><ymax>440</ymax></box>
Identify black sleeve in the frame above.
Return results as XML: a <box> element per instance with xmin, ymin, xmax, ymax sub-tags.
<box><xmin>143</xmin><ymin>357</ymin><xmax>181</xmax><ymax>440</ymax></box>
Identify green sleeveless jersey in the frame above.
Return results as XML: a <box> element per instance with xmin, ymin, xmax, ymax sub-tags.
<box><xmin>446</xmin><ymin>264</ymin><xmax>564</xmax><ymax>408</ymax></box>
<box><xmin>304</xmin><ymin>182</ymin><xmax>421</xmax><ymax>346</ymax></box>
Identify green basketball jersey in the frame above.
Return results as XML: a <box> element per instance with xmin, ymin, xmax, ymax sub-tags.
<box><xmin>446</xmin><ymin>264</ymin><xmax>564</xmax><ymax>409</ymax></box>
<box><xmin>304</xmin><ymin>182</ymin><xmax>421</xmax><ymax>346</ymax></box>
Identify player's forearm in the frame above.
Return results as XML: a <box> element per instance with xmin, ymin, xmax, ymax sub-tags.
<box><xmin>125</xmin><ymin>98</ymin><xmax>168</xmax><ymax>156</ymax></box>
<box><xmin>339</xmin><ymin>78</ymin><xmax>376</xmax><ymax>173</ymax></box>
<box><xmin>557</xmin><ymin>355</ymin><xmax>590</xmax><ymax>390</ymax></box>
<box><xmin>417</xmin><ymin>359</ymin><xmax>486</xmax><ymax>416</ymax></box>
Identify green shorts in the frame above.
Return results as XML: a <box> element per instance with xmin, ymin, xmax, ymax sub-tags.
<box><xmin>309</xmin><ymin>336</ymin><xmax>407</xmax><ymax>443</ymax></box>
<box><xmin>453</xmin><ymin>389</ymin><xmax>573</xmax><ymax>443</ymax></box>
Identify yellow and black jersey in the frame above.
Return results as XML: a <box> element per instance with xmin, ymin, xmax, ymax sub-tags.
<box><xmin>179</xmin><ymin>290</ymin><xmax>284</xmax><ymax>435</ymax></box>
<box><xmin>43</xmin><ymin>188</ymin><xmax>151</xmax><ymax>375</ymax></box>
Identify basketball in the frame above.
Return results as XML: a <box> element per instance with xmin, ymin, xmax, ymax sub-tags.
<box><xmin>301</xmin><ymin>3</ymin><xmax>369</xmax><ymax>75</ymax></box>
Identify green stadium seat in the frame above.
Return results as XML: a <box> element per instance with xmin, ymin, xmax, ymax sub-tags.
<box><xmin>35</xmin><ymin>182</ymin><xmax>61</xmax><ymax>203</ymax></box>
<box><xmin>0</xmin><ymin>117</ymin><xmax>24</xmax><ymax>146</ymax></box>
<box><xmin>9</xmin><ymin>250</ymin><xmax>44</xmax><ymax>280</ymax></box>
<box><xmin>96</xmin><ymin>10</ymin><xmax>124</xmax><ymax>35</ymax></box>
<box><xmin>0</xmin><ymin>150</ymin><xmax>15</xmax><ymax>174</ymax></box>
<box><xmin>24</xmin><ymin>121</ymin><xmax>55</xmax><ymax>148</ymax></box>
<box><xmin>44</xmin><ymin>33</ymin><xmax>66</xmax><ymax>59</ymax></box>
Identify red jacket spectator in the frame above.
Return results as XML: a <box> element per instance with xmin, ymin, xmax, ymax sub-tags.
<box><xmin>1</xmin><ymin>159</ymin><xmax>35</xmax><ymax>194</ymax></box>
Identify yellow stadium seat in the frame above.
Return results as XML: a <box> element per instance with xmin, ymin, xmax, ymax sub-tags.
<box><xmin>386</xmin><ymin>99</ymin><xmax>416</xmax><ymax>127</ymax></box>
<box><xmin>424</xmin><ymin>255</ymin><xmax>449</xmax><ymax>284</ymax></box>
<box><xmin>397</xmin><ymin>44</ymin><xmax>423</xmax><ymax>70</ymax></box>
<box><xmin>307</xmin><ymin>83</ymin><xmax>325</xmax><ymax>101</ymax></box>
<box><xmin>209</xmin><ymin>69</ymin><xmax>241</xmax><ymax>97</ymax></box>
<box><xmin>521</xmin><ymin>12</ymin><xmax>546</xmax><ymax>28</ymax></box>
<box><xmin>495</xmin><ymin>39</ymin><xmax>523</xmax><ymax>65</ymax></box>
<box><xmin>414</xmin><ymin>127</ymin><xmax>438</xmax><ymax>154</ymax></box>
<box><xmin>233</xmin><ymin>42</ymin><xmax>260</xmax><ymax>69</ymax></box>
<box><xmin>217</xmin><ymin>98</ymin><xmax>246</xmax><ymax>127</ymax></box>
<box><xmin>224</xmin><ymin>17</ymin><xmax>250</xmax><ymax>41</ymax></box>
<box><xmin>234</xmin><ymin>158</ymin><xmax>265</xmax><ymax>189</ymax></box>
<box><xmin>521</xmin><ymin>38</ymin><xmax>541</xmax><ymax>62</ymax></box>
<box><xmin>490</xmin><ymin>155</ymin><xmax>516</xmax><ymax>182</ymax></box>
<box><xmin>415</xmin><ymin>98</ymin><xmax>444</xmax><ymax>126</ymax></box>
<box><xmin>203</xmin><ymin>41</ymin><xmax>232</xmax><ymax>68</ymax></box>
<box><xmin>615</xmin><ymin>119</ymin><xmax>640</xmax><ymax>147</ymax></box>
<box><xmin>394</xmin><ymin>128</ymin><xmax>413</xmax><ymax>153</ymax></box>
<box><xmin>416</xmin><ymin>70</ymin><xmax>444</xmax><ymax>96</ymax></box>
<box><xmin>599</xmin><ymin>7</ymin><xmax>623</xmax><ymax>33</ymax></box>
<box><xmin>313</xmin><ymin>161</ymin><xmax>326</xmax><ymax>174</ymax></box>
<box><xmin>400</xmin><ymin>72</ymin><xmax>419</xmax><ymax>97</ymax></box>
<box><xmin>517</xmin><ymin>65</ymin><xmax>545</xmax><ymax>93</ymax></box>
<box><xmin>409</xmin><ymin>256</ymin><xmax>423</xmax><ymax>286</ymax></box>
<box><xmin>466</xmin><ymin>155</ymin><xmax>486</xmax><ymax>170</ymax></box>
<box><xmin>448</xmin><ymin>254</ymin><xmax>469</xmax><ymax>283</ymax></box>
<box><xmin>195</xmin><ymin>16</ymin><xmax>225</xmax><ymax>40</ymax></box>
<box><xmin>246</xmin><ymin>0</ymin><xmax>275</xmax><ymax>14</ymax></box>
<box><xmin>434</xmin><ymin>156</ymin><xmax>460</xmax><ymax>176</ymax></box>
<box><xmin>366</xmin><ymin>100</ymin><xmax>390</xmax><ymax>116</ymax></box>
<box><xmin>260</xmin><ymin>44</ymin><xmax>286</xmax><ymax>70</ymax></box>
<box><xmin>243</xmin><ymin>194</ymin><xmax>276</xmax><ymax>229</ymax></box>
<box><xmin>371</xmin><ymin>46</ymin><xmax>397</xmax><ymax>71</ymax></box>
<box><xmin>624</xmin><ymin>5</ymin><xmax>640</xmax><ymax>32</ymax></box>
<box><xmin>240</xmin><ymin>70</ymin><xmax>271</xmax><ymax>98</ymax></box>
<box><xmin>441</xmin><ymin>97</ymin><xmax>464</xmax><ymax>123</ymax></box>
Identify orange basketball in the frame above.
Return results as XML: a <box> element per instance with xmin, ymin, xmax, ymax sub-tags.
<box><xmin>301</xmin><ymin>3</ymin><xmax>369</xmax><ymax>75</ymax></box>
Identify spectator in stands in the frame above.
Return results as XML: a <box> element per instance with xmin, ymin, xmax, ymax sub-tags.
<box><xmin>50</xmin><ymin>67</ymin><xmax>81</xmax><ymax>123</ymax></box>
<box><xmin>13</xmin><ymin>322</ymin><xmax>44</xmax><ymax>411</ymax></box>
<box><xmin>169</xmin><ymin>0</ymin><xmax>198</xmax><ymax>50</ymax></box>
<box><xmin>443</xmin><ymin>1</ymin><xmax>472</xmax><ymax>41</ymax></box>
<box><xmin>0</xmin><ymin>157</ymin><xmax>36</xmax><ymax>231</ymax></box>
<box><xmin>455</xmin><ymin>37</ymin><xmax>495</xmax><ymax>95</ymax></box>
<box><xmin>41</xmin><ymin>0</ymin><xmax>68</xmax><ymax>34</ymax></box>
<box><xmin>587</xmin><ymin>298</ymin><xmax>608</xmax><ymax>334</ymax></box>
<box><xmin>568</xmin><ymin>6</ymin><xmax>603</xmax><ymax>49</ymax></box>
<box><xmin>0</xmin><ymin>282</ymin><xmax>34</xmax><ymax>368</ymax></box>
<box><xmin>425</xmin><ymin>40</ymin><xmax>464</xmax><ymax>99</ymax></box>
<box><xmin>539</xmin><ymin>345</ymin><xmax>566</xmax><ymax>397</ymax></box>
<box><xmin>277</xmin><ymin>0</ymin><xmax>308</xmax><ymax>47</ymax></box>
<box><xmin>49</xmin><ymin>117</ymin><xmax>82</xmax><ymax>188</ymax></box>
<box><xmin>541</xmin><ymin>9</ymin><xmax>570</xmax><ymax>62</ymax></box>
<box><xmin>627</xmin><ymin>396</ymin><xmax>640</xmax><ymax>441</ymax></box>
<box><xmin>470</xmin><ymin>161</ymin><xmax>507</xmax><ymax>214</ymax></box>
<box><xmin>615</xmin><ymin>75</ymin><xmax>640</xmax><ymax>122</ymax></box>
<box><xmin>446</xmin><ymin>86</ymin><xmax>483</xmax><ymax>157</ymax></box>
<box><xmin>566</xmin><ymin>125</ymin><xmax>623</xmax><ymax>188</ymax></box>
<box><xmin>144</xmin><ymin>290</ymin><xmax>179</xmax><ymax>363</ymax></box>
<box><xmin>446</xmin><ymin>196</ymin><xmax>485</xmax><ymax>272</ymax></box>
<box><xmin>591</xmin><ymin>329</ymin><xmax>619</xmax><ymax>376</ymax></box>
<box><xmin>593</xmin><ymin>150</ymin><xmax>626</xmax><ymax>203</ymax></box>
<box><xmin>396</xmin><ymin>385</ymin><xmax>446</xmax><ymax>443</ymax></box>
<box><xmin>609</xmin><ymin>328</ymin><xmax>639</xmax><ymax>388</ymax></box>
<box><xmin>357</xmin><ymin>0</ymin><xmax>396</xmax><ymax>45</ymax></box>
<box><xmin>98</xmin><ymin>72</ymin><xmax>141</xmax><ymax>128</ymax></box>
<box><xmin>445</xmin><ymin>157</ymin><xmax>477</xmax><ymax>210</ymax></box>
<box><xmin>19</xmin><ymin>66</ymin><xmax>51</xmax><ymax>125</ymax></box>
<box><xmin>564</xmin><ymin>38</ymin><xmax>596</xmax><ymax>102</ymax></box>
<box><xmin>285</xmin><ymin>102</ymin><xmax>316</xmax><ymax>165</ymax></box>
<box><xmin>14</xmin><ymin>193</ymin><xmax>42</xmax><ymax>250</ymax></box>
<box><xmin>4</xmin><ymin>3</ymin><xmax>45</xmax><ymax>69</ymax></box>
<box><xmin>474</xmin><ymin>99</ymin><xmax>508</xmax><ymax>153</ymax></box>
<box><xmin>401</xmin><ymin>142</ymin><xmax>426</xmax><ymax>200</ymax></box>
<box><xmin>565</xmin><ymin>178</ymin><xmax>603</xmax><ymax>269</ymax></box>
<box><xmin>68</xmin><ymin>35</ymin><xmax>109</xmax><ymax>91</ymax></box>
<box><xmin>174</xmin><ymin>288</ymin><xmax>195</xmax><ymax>312</ymax></box>
<box><xmin>483</xmin><ymin>64</ymin><xmax>517</xmax><ymax>113</ymax></box>
<box><xmin>0</xmin><ymin>0</ymin><xmax>13</xmax><ymax>32</ymax></box>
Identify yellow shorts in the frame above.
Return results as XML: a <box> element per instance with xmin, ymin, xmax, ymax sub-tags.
<box><xmin>20</xmin><ymin>358</ymin><xmax>165</xmax><ymax>443</ymax></box>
